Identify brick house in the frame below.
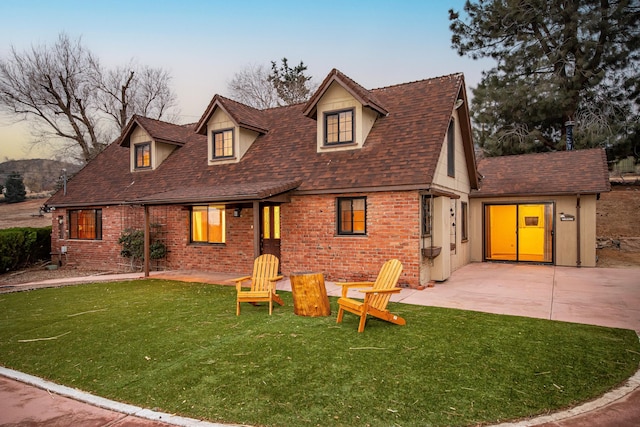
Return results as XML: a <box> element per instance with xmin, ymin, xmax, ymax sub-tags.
<box><xmin>45</xmin><ymin>69</ymin><xmax>609</xmax><ymax>286</ymax></box>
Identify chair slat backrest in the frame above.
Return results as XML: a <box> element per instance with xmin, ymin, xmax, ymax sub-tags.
<box><xmin>252</xmin><ymin>254</ymin><xmax>279</xmax><ymax>292</ymax></box>
<box><xmin>369</xmin><ymin>259</ymin><xmax>403</xmax><ymax>310</ymax></box>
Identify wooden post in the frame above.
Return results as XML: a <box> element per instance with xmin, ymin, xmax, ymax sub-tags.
<box><xmin>143</xmin><ymin>205</ymin><xmax>150</xmax><ymax>278</ymax></box>
<box><xmin>290</xmin><ymin>272</ymin><xmax>331</xmax><ymax>317</ymax></box>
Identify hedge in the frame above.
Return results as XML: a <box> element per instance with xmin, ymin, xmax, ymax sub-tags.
<box><xmin>0</xmin><ymin>226</ymin><xmax>52</xmax><ymax>273</ymax></box>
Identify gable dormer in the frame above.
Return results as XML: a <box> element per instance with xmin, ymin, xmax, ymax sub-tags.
<box><xmin>119</xmin><ymin>115</ymin><xmax>187</xmax><ymax>172</ymax></box>
<box><xmin>303</xmin><ymin>69</ymin><xmax>388</xmax><ymax>153</ymax></box>
<box><xmin>195</xmin><ymin>95</ymin><xmax>268</xmax><ymax>165</ymax></box>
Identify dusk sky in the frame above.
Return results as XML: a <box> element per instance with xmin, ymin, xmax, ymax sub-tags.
<box><xmin>0</xmin><ymin>0</ymin><xmax>493</xmax><ymax>160</ymax></box>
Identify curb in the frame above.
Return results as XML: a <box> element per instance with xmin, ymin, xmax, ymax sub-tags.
<box><xmin>0</xmin><ymin>367</ymin><xmax>245</xmax><ymax>427</ymax></box>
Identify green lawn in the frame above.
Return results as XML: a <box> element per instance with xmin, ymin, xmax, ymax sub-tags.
<box><xmin>0</xmin><ymin>279</ymin><xmax>638</xmax><ymax>427</ymax></box>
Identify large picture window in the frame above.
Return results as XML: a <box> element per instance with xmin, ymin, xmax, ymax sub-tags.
<box><xmin>134</xmin><ymin>143</ymin><xmax>151</xmax><ymax>169</ymax></box>
<box><xmin>337</xmin><ymin>197</ymin><xmax>366</xmax><ymax>235</ymax></box>
<box><xmin>191</xmin><ymin>205</ymin><xmax>225</xmax><ymax>243</ymax></box>
<box><xmin>325</xmin><ymin>109</ymin><xmax>353</xmax><ymax>145</ymax></box>
<box><xmin>212</xmin><ymin>129</ymin><xmax>234</xmax><ymax>158</ymax></box>
<box><xmin>68</xmin><ymin>209</ymin><xmax>102</xmax><ymax>240</ymax></box>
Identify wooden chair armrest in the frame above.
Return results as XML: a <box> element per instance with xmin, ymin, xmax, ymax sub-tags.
<box><xmin>359</xmin><ymin>287</ymin><xmax>402</xmax><ymax>294</ymax></box>
<box><xmin>337</xmin><ymin>281</ymin><xmax>374</xmax><ymax>297</ymax></box>
<box><xmin>232</xmin><ymin>276</ymin><xmax>252</xmax><ymax>291</ymax></box>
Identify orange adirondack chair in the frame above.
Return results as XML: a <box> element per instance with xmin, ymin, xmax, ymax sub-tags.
<box><xmin>336</xmin><ymin>259</ymin><xmax>405</xmax><ymax>332</ymax></box>
<box><xmin>234</xmin><ymin>254</ymin><xmax>284</xmax><ymax>315</ymax></box>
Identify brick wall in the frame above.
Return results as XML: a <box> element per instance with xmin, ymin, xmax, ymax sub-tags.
<box><xmin>281</xmin><ymin>191</ymin><xmax>421</xmax><ymax>287</ymax></box>
<box><xmin>51</xmin><ymin>190</ymin><xmax>423</xmax><ymax>285</ymax></box>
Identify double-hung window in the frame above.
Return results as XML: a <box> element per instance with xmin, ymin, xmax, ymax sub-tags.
<box><xmin>325</xmin><ymin>109</ymin><xmax>353</xmax><ymax>145</ymax></box>
<box><xmin>68</xmin><ymin>209</ymin><xmax>102</xmax><ymax>240</ymax></box>
<box><xmin>191</xmin><ymin>205</ymin><xmax>226</xmax><ymax>243</ymax></box>
<box><xmin>461</xmin><ymin>201</ymin><xmax>469</xmax><ymax>241</ymax></box>
<box><xmin>337</xmin><ymin>197</ymin><xmax>366</xmax><ymax>235</ymax></box>
<box><xmin>212</xmin><ymin>129</ymin><xmax>234</xmax><ymax>158</ymax></box>
<box><xmin>134</xmin><ymin>143</ymin><xmax>151</xmax><ymax>169</ymax></box>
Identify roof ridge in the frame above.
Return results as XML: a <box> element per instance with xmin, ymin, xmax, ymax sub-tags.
<box><xmin>372</xmin><ymin>72</ymin><xmax>464</xmax><ymax>92</ymax></box>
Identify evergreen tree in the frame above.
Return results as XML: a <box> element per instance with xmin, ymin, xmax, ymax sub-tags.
<box><xmin>4</xmin><ymin>171</ymin><xmax>26</xmax><ymax>203</ymax></box>
<box><xmin>450</xmin><ymin>0</ymin><xmax>640</xmax><ymax>157</ymax></box>
<box><xmin>268</xmin><ymin>58</ymin><xmax>314</xmax><ymax>106</ymax></box>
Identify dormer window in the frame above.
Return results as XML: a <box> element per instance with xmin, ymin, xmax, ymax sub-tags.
<box><xmin>212</xmin><ymin>129</ymin><xmax>234</xmax><ymax>159</ymax></box>
<box><xmin>134</xmin><ymin>143</ymin><xmax>151</xmax><ymax>169</ymax></box>
<box><xmin>325</xmin><ymin>109</ymin><xmax>354</xmax><ymax>145</ymax></box>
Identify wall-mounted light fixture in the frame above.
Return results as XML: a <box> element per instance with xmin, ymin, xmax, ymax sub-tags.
<box><xmin>233</xmin><ymin>207</ymin><xmax>242</xmax><ymax>217</ymax></box>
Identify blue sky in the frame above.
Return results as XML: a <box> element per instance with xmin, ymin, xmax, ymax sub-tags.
<box><xmin>0</xmin><ymin>0</ymin><xmax>493</xmax><ymax>160</ymax></box>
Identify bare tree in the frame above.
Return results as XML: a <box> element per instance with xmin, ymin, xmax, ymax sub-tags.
<box><xmin>227</xmin><ymin>63</ymin><xmax>278</xmax><ymax>109</ymax></box>
<box><xmin>94</xmin><ymin>60</ymin><xmax>179</xmax><ymax>132</ymax></box>
<box><xmin>0</xmin><ymin>33</ymin><xmax>180</xmax><ymax>163</ymax></box>
<box><xmin>0</xmin><ymin>33</ymin><xmax>103</xmax><ymax>163</ymax></box>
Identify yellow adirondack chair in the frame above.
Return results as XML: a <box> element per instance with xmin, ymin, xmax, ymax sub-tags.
<box><xmin>234</xmin><ymin>254</ymin><xmax>284</xmax><ymax>315</ymax></box>
<box><xmin>336</xmin><ymin>259</ymin><xmax>405</xmax><ymax>332</ymax></box>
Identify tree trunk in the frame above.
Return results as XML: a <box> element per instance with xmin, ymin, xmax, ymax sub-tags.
<box><xmin>290</xmin><ymin>272</ymin><xmax>331</xmax><ymax>317</ymax></box>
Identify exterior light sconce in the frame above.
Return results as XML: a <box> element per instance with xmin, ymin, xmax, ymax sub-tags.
<box><xmin>233</xmin><ymin>207</ymin><xmax>242</xmax><ymax>217</ymax></box>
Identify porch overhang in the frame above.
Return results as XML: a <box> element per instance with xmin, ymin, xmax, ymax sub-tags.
<box><xmin>129</xmin><ymin>179</ymin><xmax>301</xmax><ymax>205</ymax></box>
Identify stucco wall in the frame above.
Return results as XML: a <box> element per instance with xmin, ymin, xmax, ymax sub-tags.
<box><xmin>469</xmin><ymin>194</ymin><xmax>599</xmax><ymax>267</ymax></box>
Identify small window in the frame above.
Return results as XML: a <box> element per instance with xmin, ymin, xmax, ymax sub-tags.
<box><xmin>337</xmin><ymin>197</ymin><xmax>366</xmax><ymax>235</ymax></box>
<box><xmin>134</xmin><ymin>143</ymin><xmax>151</xmax><ymax>169</ymax></box>
<box><xmin>447</xmin><ymin>119</ymin><xmax>455</xmax><ymax>177</ymax></box>
<box><xmin>325</xmin><ymin>109</ymin><xmax>354</xmax><ymax>145</ymax></box>
<box><xmin>422</xmin><ymin>195</ymin><xmax>432</xmax><ymax>236</ymax></box>
<box><xmin>212</xmin><ymin>129</ymin><xmax>234</xmax><ymax>158</ymax></box>
<box><xmin>191</xmin><ymin>205</ymin><xmax>226</xmax><ymax>243</ymax></box>
<box><xmin>461</xmin><ymin>201</ymin><xmax>469</xmax><ymax>241</ymax></box>
<box><xmin>68</xmin><ymin>209</ymin><xmax>102</xmax><ymax>240</ymax></box>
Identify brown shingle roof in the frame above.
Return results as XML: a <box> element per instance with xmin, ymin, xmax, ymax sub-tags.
<box><xmin>471</xmin><ymin>148</ymin><xmax>610</xmax><ymax>197</ymax></box>
<box><xmin>47</xmin><ymin>71</ymin><xmax>471</xmax><ymax>207</ymax></box>
<box><xmin>303</xmin><ymin>68</ymin><xmax>389</xmax><ymax>118</ymax></box>
<box><xmin>195</xmin><ymin>95</ymin><xmax>269</xmax><ymax>135</ymax></box>
<box><xmin>119</xmin><ymin>115</ymin><xmax>192</xmax><ymax>147</ymax></box>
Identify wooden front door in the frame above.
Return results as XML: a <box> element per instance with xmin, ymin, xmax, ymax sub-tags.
<box><xmin>260</xmin><ymin>204</ymin><xmax>281</xmax><ymax>260</ymax></box>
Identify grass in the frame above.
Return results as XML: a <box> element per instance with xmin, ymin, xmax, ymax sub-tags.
<box><xmin>0</xmin><ymin>279</ymin><xmax>638</xmax><ymax>427</ymax></box>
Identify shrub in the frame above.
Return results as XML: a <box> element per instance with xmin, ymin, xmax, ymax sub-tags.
<box><xmin>4</xmin><ymin>172</ymin><xmax>27</xmax><ymax>203</ymax></box>
<box><xmin>0</xmin><ymin>226</ymin><xmax>52</xmax><ymax>273</ymax></box>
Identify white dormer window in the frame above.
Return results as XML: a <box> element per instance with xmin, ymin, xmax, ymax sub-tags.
<box><xmin>134</xmin><ymin>142</ymin><xmax>151</xmax><ymax>169</ymax></box>
<box><xmin>325</xmin><ymin>109</ymin><xmax>354</xmax><ymax>145</ymax></box>
<box><xmin>212</xmin><ymin>129</ymin><xmax>234</xmax><ymax>159</ymax></box>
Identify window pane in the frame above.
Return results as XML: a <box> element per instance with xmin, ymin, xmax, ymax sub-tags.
<box><xmin>273</xmin><ymin>206</ymin><xmax>280</xmax><ymax>239</ymax></box>
<box><xmin>263</xmin><ymin>207</ymin><xmax>270</xmax><ymax>239</ymax></box>
<box><xmin>340</xmin><ymin>199</ymin><xmax>353</xmax><ymax>233</ymax></box>
<box><xmin>192</xmin><ymin>206</ymin><xmax>207</xmax><ymax>242</ymax></box>
<box><xmin>338</xmin><ymin>197</ymin><xmax>365</xmax><ymax>235</ymax></box>
<box><xmin>135</xmin><ymin>144</ymin><xmax>150</xmax><ymax>168</ymax></box>
<box><xmin>68</xmin><ymin>209</ymin><xmax>101</xmax><ymax>240</ymax></box>
<box><xmin>352</xmin><ymin>198</ymin><xmax>365</xmax><ymax>232</ymax></box>
<box><xmin>213</xmin><ymin>130</ymin><xmax>234</xmax><ymax>158</ymax></box>
<box><xmin>339</xmin><ymin>111</ymin><xmax>352</xmax><ymax>142</ymax></box>
<box><xmin>326</xmin><ymin>115</ymin><xmax>338</xmax><ymax>143</ymax></box>
<box><xmin>208</xmin><ymin>206</ymin><xmax>225</xmax><ymax>243</ymax></box>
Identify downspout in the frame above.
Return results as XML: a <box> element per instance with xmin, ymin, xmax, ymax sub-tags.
<box><xmin>576</xmin><ymin>194</ymin><xmax>581</xmax><ymax>267</ymax></box>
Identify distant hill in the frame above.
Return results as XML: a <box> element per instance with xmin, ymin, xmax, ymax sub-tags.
<box><xmin>0</xmin><ymin>159</ymin><xmax>82</xmax><ymax>194</ymax></box>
